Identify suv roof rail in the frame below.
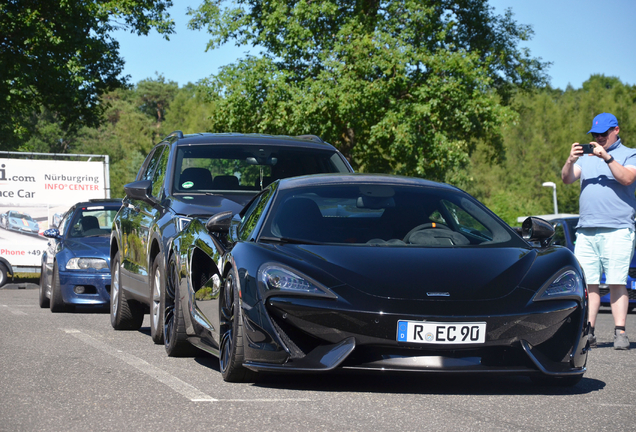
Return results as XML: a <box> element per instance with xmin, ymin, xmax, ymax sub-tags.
<box><xmin>167</xmin><ymin>130</ymin><xmax>184</xmax><ymax>139</ymax></box>
<box><xmin>296</xmin><ymin>134</ymin><xmax>324</xmax><ymax>143</ymax></box>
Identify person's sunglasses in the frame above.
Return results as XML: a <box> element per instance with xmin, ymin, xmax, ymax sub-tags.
<box><xmin>592</xmin><ymin>128</ymin><xmax>615</xmax><ymax>138</ymax></box>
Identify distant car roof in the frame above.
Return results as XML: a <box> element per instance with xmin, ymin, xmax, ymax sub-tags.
<box><xmin>516</xmin><ymin>214</ymin><xmax>579</xmax><ymax>223</ymax></box>
<box><xmin>74</xmin><ymin>198</ymin><xmax>123</xmax><ymax>207</ymax></box>
<box><xmin>277</xmin><ymin>173</ymin><xmax>460</xmax><ymax>191</ymax></box>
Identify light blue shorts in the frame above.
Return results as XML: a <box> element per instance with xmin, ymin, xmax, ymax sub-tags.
<box><xmin>574</xmin><ymin>227</ymin><xmax>635</xmax><ymax>285</ymax></box>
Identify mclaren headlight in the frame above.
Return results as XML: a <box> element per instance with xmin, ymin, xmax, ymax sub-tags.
<box><xmin>533</xmin><ymin>269</ymin><xmax>585</xmax><ymax>302</ymax></box>
<box><xmin>257</xmin><ymin>264</ymin><xmax>337</xmax><ymax>299</ymax></box>
<box><xmin>66</xmin><ymin>257</ymin><xmax>108</xmax><ymax>270</ymax></box>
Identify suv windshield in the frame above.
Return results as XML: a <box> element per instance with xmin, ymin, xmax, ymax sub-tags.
<box><xmin>173</xmin><ymin>144</ymin><xmax>349</xmax><ymax>193</ymax></box>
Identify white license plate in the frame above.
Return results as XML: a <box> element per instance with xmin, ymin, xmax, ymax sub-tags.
<box><xmin>397</xmin><ymin>321</ymin><xmax>486</xmax><ymax>344</ymax></box>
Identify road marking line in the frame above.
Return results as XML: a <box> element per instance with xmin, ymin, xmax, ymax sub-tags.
<box><xmin>61</xmin><ymin>329</ymin><xmax>218</xmax><ymax>402</ymax></box>
<box><xmin>9</xmin><ymin>310</ymin><xmax>28</xmax><ymax>315</ymax></box>
<box><xmin>1</xmin><ymin>304</ymin><xmax>27</xmax><ymax>315</ymax></box>
<box><xmin>218</xmin><ymin>399</ymin><xmax>313</xmax><ymax>402</ymax></box>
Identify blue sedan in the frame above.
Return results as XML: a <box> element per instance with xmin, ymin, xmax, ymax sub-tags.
<box><xmin>517</xmin><ymin>214</ymin><xmax>636</xmax><ymax>312</ymax></box>
<box><xmin>39</xmin><ymin>199</ymin><xmax>122</xmax><ymax>312</ymax></box>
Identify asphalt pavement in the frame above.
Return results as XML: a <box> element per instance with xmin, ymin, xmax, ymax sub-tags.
<box><xmin>1</xmin><ymin>283</ymin><xmax>635</xmax><ymax>432</ymax></box>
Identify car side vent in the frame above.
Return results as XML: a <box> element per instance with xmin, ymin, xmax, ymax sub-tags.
<box><xmin>178</xmin><ymin>217</ymin><xmax>192</xmax><ymax>232</ymax></box>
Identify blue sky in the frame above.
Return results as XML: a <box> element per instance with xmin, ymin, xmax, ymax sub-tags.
<box><xmin>114</xmin><ymin>0</ymin><xmax>636</xmax><ymax>90</ymax></box>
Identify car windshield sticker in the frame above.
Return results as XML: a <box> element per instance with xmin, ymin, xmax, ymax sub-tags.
<box><xmin>182</xmin><ymin>181</ymin><xmax>194</xmax><ymax>189</ymax></box>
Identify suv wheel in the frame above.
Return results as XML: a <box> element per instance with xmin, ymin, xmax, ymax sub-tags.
<box><xmin>110</xmin><ymin>251</ymin><xmax>144</xmax><ymax>330</ymax></box>
<box><xmin>164</xmin><ymin>254</ymin><xmax>198</xmax><ymax>357</ymax></box>
<box><xmin>150</xmin><ymin>254</ymin><xmax>165</xmax><ymax>344</ymax></box>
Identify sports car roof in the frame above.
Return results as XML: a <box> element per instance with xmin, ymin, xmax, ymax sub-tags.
<box><xmin>277</xmin><ymin>173</ymin><xmax>460</xmax><ymax>191</ymax></box>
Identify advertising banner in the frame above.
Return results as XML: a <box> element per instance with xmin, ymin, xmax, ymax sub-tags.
<box><xmin>0</xmin><ymin>157</ymin><xmax>108</xmax><ymax>268</ymax></box>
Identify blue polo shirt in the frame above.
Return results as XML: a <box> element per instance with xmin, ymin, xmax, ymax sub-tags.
<box><xmin>575</xmin><ymin>138</ymin><xmax>636</xmax><ymax>230</ymax></box>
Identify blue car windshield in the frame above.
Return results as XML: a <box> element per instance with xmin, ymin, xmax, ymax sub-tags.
<box><xmin>68</xmin><ymin>208</ymin><xmax>120</xmax><ymax>238</ymax></box>
<box><xmin>261</xmin><ymin>184</ymin><xmax>524</xmax><ymax>247</ymax></box>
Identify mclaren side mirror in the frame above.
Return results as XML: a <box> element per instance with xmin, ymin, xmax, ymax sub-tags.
<box><xmin>205</xmin><ymin>211</ymin><xmax>234</xmax><ymax>234</ymax></box>
<box><xmin>521</xmin><ymin>217</ymin><xmax>555</xmax><ymax>248</ymax></box>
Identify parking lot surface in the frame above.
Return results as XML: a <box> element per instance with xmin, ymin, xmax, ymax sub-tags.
<box><xmin>1</xmin><ymin>284</ymin><xmax>635</xmax><ymax>431</ymax></box>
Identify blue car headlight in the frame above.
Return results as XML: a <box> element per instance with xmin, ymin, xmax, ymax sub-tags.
<box><xmin>257</xmin><ymin>264</ymin><xmax>337</xmax><ymax>299</ymax></box>
<box><xmin>66</xmin><ymin>257</ymin><xmax>108</xmax><ymax>270</ymax></box>
<box><xmin>533</xmin><ymin>269</ymin><xmax>585</xmax><ymax>302</ymax></box>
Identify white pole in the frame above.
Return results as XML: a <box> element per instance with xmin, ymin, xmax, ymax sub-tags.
<box><xmin>542</xmin><ymin>182</ymin><xmax>558</xmax><ymax>214</ymax></box>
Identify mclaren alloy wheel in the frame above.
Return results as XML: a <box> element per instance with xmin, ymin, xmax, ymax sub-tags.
<box><xmin>219</xmin><ymin>271</ymin><xmax>255</xmax><ymax>383</ymax></box>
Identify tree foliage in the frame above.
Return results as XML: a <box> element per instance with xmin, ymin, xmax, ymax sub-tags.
<box><xmin>136</xmin><ymin>74</ymin><xmax>179</xmax><ymax>123</ymax></box>
<box><xmin>466</xmin><ymin>75</ymin><xmax>636</xmax><ymax>224</ymax></box>
<box><xmin>189</xmin><ymin>0</ymin><xmax>549</xmax><ymax>183</ymax></box>
<box><xmin>0</xmin><ymin>0</ymin><xmax>175</xmax><ymax>150</ymax></box>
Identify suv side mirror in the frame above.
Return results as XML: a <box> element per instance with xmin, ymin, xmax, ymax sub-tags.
<box><xmin>521</xmin><ymin>217</ymin><xmax>555</xmax><ymax>248</ymax></box>
<box><xmin>205</xmin><ymin>211</ymin><xmax>234</xmax><ymax>234</ymax></box>
<box><xmin>124</xmin><ymin>180</ymin><xmax>154</xmax><ymax>203</ymax></box>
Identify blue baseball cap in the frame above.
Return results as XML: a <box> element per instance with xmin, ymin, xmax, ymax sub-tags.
<box><xmin>587</xmin><ymin>113</ymin><xmax>619</xmax><ymax>134</ymax></box>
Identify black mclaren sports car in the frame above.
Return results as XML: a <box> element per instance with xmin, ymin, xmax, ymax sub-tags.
<box><xmin>162</xmin><ymin>174</ymin><xmax>589</xmax><ymax>385</ymax></box>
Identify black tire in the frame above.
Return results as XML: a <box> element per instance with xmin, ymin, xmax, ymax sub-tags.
<box><xmin>49</xmin><ymin>263</ymin><xmax>68</xmax><ymax>312</ymax></box>
<box><xmin>164</xmin><ymin>254</ymin><xmax>198</xmax><ymax>357</ymax></box>
<box><xmin>38</xmin><ymin>263</ymin><xmax>50</xmax><ymax>308</ymax></box>
<box><xmin>149</xmin><ymin>254</ymin><xmax>165</xmax><ymax>344</ymax></box>
<box><xmin>530</xmin><ymin>374</ymin><xmax>583</xmax><ymax>387</ymax></box>
<box><xmin>0</xmin><ymin>263</ymin><xmax>8</xmax><ymax>288</ymax></box>
<box><xmin>219</xmin><ymin>270</ymin><xmax>256</xmax><ymax>382</ymax></box>
<box><xmin>110</xmin><ymin>251</ymin><xmax>144</xmax><ymax>330</ymax></box>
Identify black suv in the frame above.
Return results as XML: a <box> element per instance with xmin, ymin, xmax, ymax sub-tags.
<box><xmin>109</xmin><ymin>132</ymin><xmax>353</xmax><ymax>342</ymax></box>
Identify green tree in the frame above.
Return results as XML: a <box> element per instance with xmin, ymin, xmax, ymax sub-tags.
<box><xmin>466</xmin><ymin>75</ymin><xmax>636</xmax><ymax>224</ymax></box>
<box><xmin>189</xmin><ymin>0</ymin><xmax>548</xmax><ymax>183</ymax></box>
<box><xmin>162</xmin><ymin>83</ymin><xmax>216</xmax><ymax>134</ymax></box>
<box><xmin>136</xmin><ymin>74</ymin><xmax>179</xmax><ymax>124</ymax></box>
<box><xmin>75</xmin><ymin>87</ymin><xmax>163</xmax><ymax>197</ymax></box>
<box><xmin>0</xmin><ymin>0</ymin><xmax>175</xmax><ymax>150</ymax></box>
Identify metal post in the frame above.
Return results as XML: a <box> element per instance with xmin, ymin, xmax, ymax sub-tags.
<box><xmin>542</xmin><ymin>182</ymin><xmax>558</xmax><ymax>214</ymax></box>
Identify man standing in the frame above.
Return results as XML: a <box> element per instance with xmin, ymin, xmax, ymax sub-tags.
<box><xmin>562</xmin><ymin>112</ymin><xmax>636</xmax><ymax>350</ymax></box>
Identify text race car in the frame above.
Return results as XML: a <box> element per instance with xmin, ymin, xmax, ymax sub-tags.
<box><xmin>157</xmin><ymin>174</ymin><xmax>589</xmax><ymax>385</ymax></box>
<box><xmin>2</xmin><ymin>210</ymin><xmax>40</xmax><ymax>235</ymax></box>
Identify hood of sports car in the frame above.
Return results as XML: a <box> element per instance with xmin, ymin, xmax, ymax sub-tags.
<box><xmin>278</xmin><ymin>245</ymin><xmax>537</xmax><ymax>301</ymax></box>
<box><xmin>9</xmin><ymin>217</ymin><xmax>38</xmax><ymax>229</ymax></box>
<box><xmin>170</xmin><ymin>193</ymin><xmax>253</xmax><ymax>216</ymax></box>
